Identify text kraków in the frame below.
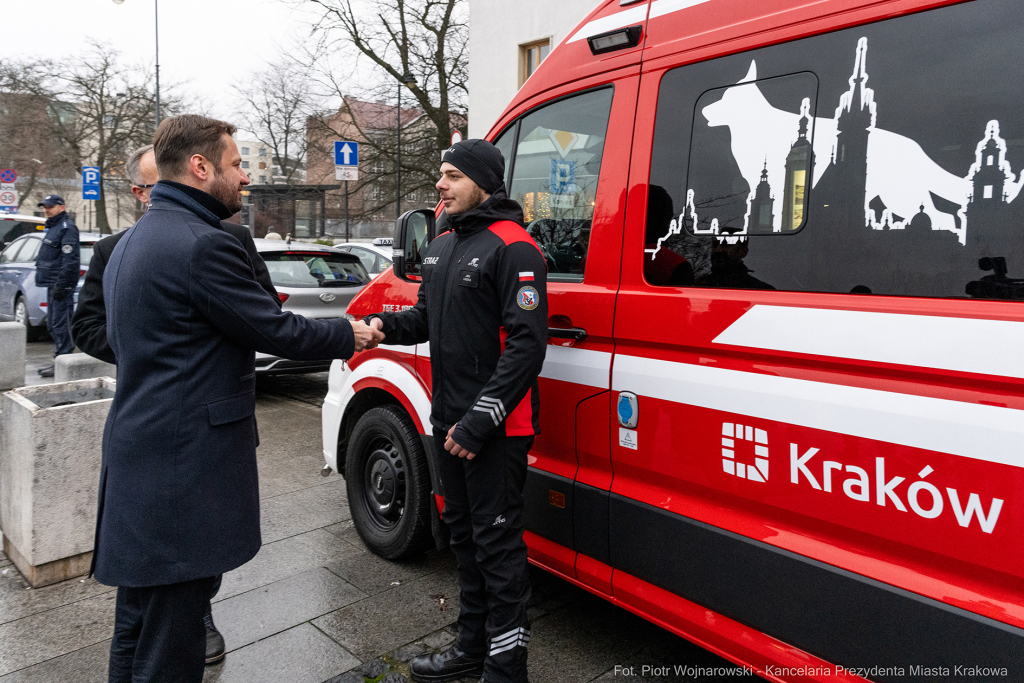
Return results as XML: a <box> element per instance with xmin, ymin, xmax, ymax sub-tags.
<box><xmin>790</xmin><ymin>445</ymin><xmax>1003</xmax><ymax>533</ymax></box>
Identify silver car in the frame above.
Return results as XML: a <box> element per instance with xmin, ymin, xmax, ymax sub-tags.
<box><xmin>0</xmin><ymin>231</ymin><xmax>101</xmax><ymax>341</ymax></box>
<box><xmin>334</xmin><ymin>238</ymin><xmax>394</xmax><ymax>278</ymax></box>
<box><xmin>254</xmin><ymin>238</ymin><xmax>370</xmax><ymax>373</ymax></box>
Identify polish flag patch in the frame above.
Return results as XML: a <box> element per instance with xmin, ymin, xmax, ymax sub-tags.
<box><xmin>519</xmin><ymin>271</ymin><xmax>534</xmax><ymax>281</ymax></box>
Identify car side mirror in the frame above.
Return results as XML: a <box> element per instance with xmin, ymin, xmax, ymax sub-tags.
<box><xmin>393</xmin><ymin>208</ymin><xmax>436</xmax><ymax>282</ymax></box>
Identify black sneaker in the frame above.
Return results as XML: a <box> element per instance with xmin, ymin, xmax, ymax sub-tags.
<box><xmin>37</xmin><ymin>365</ymin><xmax>54</xmax><ymax>377</ymax></box>
<box><xmin>204</xmin><ymin>612</ymin><xmax>225</xmax><ymax>665</ymax></box>
<box><xmin>409</xmin><ymin>646</ymin><xmax>484</xmax><ymax>683</ymax></box>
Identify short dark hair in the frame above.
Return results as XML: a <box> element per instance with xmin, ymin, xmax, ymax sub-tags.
<box><xmin>153</xmin><ymin>114</ymin><xmax>237</xmax><ymax>179</ymax></box>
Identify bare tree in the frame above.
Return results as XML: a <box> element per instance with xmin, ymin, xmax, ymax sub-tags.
<box><xmin>234</xmin><ymin>60</ymin><xmax>321</xmax><ymax>186</ymax></box>
<box><xmin>0</xmin><ymin>42</ymin><xmax>182</xmax><ymax>233</ymax></box>
<box><xmin>303</xmin><ymin>0</ymin><xmax>468</xmax><ymax>218</ymax></box>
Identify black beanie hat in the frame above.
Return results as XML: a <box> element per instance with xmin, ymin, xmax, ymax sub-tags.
<box><xmin>441</xmin><ymin>139</ymin><xmax>505</xmax><ymax>194</ymax></box>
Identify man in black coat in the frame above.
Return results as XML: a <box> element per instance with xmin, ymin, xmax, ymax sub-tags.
<box><xmin>95</xmin><ymin>114</ymin><xmax>383</xmax><ymax>683</ymax></box>
<box><xmin>72</xmin><ymin>144</ymin><xmax>279</xmax><ymax>666</ymax></box>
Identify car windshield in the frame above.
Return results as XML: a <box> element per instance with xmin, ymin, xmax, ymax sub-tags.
<box><xmin>261</xmin><ymin>251</ymin><xmax>369</xmax><ymax>288</ymax></box>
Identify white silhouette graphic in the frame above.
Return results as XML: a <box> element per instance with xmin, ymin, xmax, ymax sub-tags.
<box><xmin>665</xmin><ymin>37</ymin><xmax>1023</xmax><ymax>251</ymax></box>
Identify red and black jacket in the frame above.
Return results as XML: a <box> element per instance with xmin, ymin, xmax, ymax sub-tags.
<box><xmin>370</xmin><ymin>190</ymin><xmax>548</xmax><ymax>454</ymax></box>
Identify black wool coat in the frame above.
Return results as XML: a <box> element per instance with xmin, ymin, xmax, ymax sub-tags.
<box><xmin>93</xmin><ymin>181</ymin><xmax>354</xmax><ymax>587</ymax></box>
<box><xmin>72</xmin><ymin>220</ymin><xmax>281</xmax><ymax>364</ymax></box>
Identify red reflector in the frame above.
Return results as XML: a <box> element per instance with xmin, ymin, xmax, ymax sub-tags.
<box><xmin>79</xmin><ymin>269</ymin><xmax>86</xmax><ymax>277</ymax></box>
<box><xmin>278</xmin><ymin>293</ymin><xmax>290</xmax><ymax>303</ymax></box>
<box><xmin>40</xmin><ymin>302</ymin><xmax>47</xmax><ymax>307</ymax></box>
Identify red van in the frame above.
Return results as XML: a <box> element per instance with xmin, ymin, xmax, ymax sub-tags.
<box><xmin>322</xmin><ymin>0</ymin><xmax>1024</xmax><ymax>679</ymax></box>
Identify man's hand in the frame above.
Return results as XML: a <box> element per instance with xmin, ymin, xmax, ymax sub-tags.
<box><xmin>351</xmin><ymin>319</ymin><xmax>385</xmax><ymax>352</ymax></box>
<box><xmin>445</xmin><ymin>423</ymin><xmax>476</xmax><ymax>460</ymax></box>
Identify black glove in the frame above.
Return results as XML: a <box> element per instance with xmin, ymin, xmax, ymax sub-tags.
<box><xmin>51</xmin><ymin>289</ymin><xmax>69</xmax><ymax>302</ymax></box>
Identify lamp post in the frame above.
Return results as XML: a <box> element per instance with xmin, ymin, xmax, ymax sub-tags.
<box><xmin>112</xmin><ymin>0</ymin><xmax>160</xmax><ymax>130</ymax></box>
<box><xmin>397</xmin><ymin>71</ymin><xmax>417</xmax><ymax>219</ymax></box>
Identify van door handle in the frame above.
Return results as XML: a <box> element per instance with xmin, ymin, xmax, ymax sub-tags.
<box><xmin>548</xmin><ymin>327</ymin><xmax>587</xmax><ymax>342</ymax></box>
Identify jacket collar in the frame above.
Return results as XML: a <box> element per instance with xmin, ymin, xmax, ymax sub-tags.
<box><xmin>449</xmin><ymin>185</ymin><xmax>525</xmax><ymax>236</ymax></box>
<box><xmin>149</xmin><ymin>181</ymin><xmax>233</xmax><ymax>228</ymax></box>
<box><xmin>44</xmin><ymin>211</ymin><xmax>67</xmax><ymax>229</ymax></box>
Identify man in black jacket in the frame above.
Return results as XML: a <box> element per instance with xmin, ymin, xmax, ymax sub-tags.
<box><xmin>368</xmin><ymin>139</ymin><xmax>547</xmax><ymax>683</ymax></box>
<box><xmin>71</xmin><ymin>143</ymin><xmax>278</xmax><ymax>666</ymax></box>
<box><xmin>95</xmin><ymin>115</ymin><xmax>381</xmax><ymax>683</ymax></box>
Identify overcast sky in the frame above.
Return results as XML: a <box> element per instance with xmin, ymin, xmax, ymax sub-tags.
<box><xmin>1</xmin><ymin>0</ymin><xmax>318</xmax><ymax>129</ymax></box>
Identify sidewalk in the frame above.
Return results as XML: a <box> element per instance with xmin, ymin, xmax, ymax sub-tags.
<box><xmin>0</xmin><ymin>389</ymin><xmax>742</xmax><ymax>683</ymax></box>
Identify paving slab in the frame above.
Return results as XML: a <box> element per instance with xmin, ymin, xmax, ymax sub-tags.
<box><xmin>257</xmin><ymin>454</ymin><xmax>335</xmax><ymax>499</ymax></box>
<box><xmin>313</xmin><ymin>568</ymin><xmax>462</xmax><ymax>662</ymax></box>
<box><xmin>259</xmin><ymin>479</ymin><xmax>351</xmax><ymax>544</ymax></box>
<box><xmin>0</xmin><ymin>592</ymin><xmax>117</xmax><ymax>676</ymax></box>
<box><xmin>201</xmin><ymin>623</ymin><xmax>359</xmax><ymax>683</ymax></box>
<box><xmin>325</xmin><ymin>546</ymin><xmax>456</xmax><ymax>596</ymax></box>
<box><xmin>212</xmin><ymin>567</ymin><xmax>366</xmax><ymax>652</ymax></box>
<box><xmin>0</xmin><ymin>570</ymin><xmax>113</xmax><ymax>625</ymax></box>
<box><xmin>0</xmin><ymin>640</ymin><xmax>111</xmax><ymax>683</ymax></box>
<box><xmin>214</xmin><ymin>528</ymin><xmax>365</xmax><ymax>602</ymax></box>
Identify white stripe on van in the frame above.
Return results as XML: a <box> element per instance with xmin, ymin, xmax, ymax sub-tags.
<box><xmin>540</xmin><ymin>346</ymin><xmax>611</xmax><ymax>388</ymax></box>
<box><xmin>714</xmin><ymin>306</ymin><xmax>1024</xmax><ymax>380</ymax></box>
<box><xmin>612</xmin><ymin>355</ymin><xmax>1024</xmax><ymax>470</ymax></box>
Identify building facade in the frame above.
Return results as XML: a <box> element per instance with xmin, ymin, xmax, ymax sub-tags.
<box><xmin>467</xmin><ymin>0</ymin><xmax>596</xmax><ymax>138</ymax></box>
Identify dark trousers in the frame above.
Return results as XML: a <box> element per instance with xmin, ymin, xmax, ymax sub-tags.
<box><xmin>46</xmin><ymin>288</ymin><xmax>74</xmax><ymax>356</ymax></box>
<box><xmin>436</xmin><ymin>431</ymin><xmax>532</xmax><ymax>683</ymax></box>
<box><xmin>108</xmin><ymin>576</ymin><xmax>217</xmax><ymax>683</ymax></box>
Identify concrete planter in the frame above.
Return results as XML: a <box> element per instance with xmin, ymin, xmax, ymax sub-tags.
<box><xmin>0</xmin><ymin>378</ymin><xmax>114</xmax><ymax>587</ymax></box>
<box><xmin>0</xmin><ymin>321</ymin><xmax>26</xmax><ymax>391</ymax></box>
<box><xmin>55</xmin><ymin>353</ymin><xmax>118</xmax><ymax>383</ymax></box>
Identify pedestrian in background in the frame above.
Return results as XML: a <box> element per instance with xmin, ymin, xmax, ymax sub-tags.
<box><xmin>33</xmin><ymin>194</ymin><xmax>79</xmax><ymax>377</ymax></box>
<box><xmin>72</xmin><ymin>142</ymin><xmax>282</xmax><ymax>667</ymax></box>
<box><xmin>93</xmin><ymin>114</ymin><xmax>382</xmax><ymax>683</ymax></box>
<box><xmin>367</xmin><ymin>139</ymin><xmax>547</xmax><ymax>683</ymax></box>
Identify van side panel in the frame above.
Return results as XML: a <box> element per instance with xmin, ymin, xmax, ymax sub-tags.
<box><xmin>612</xmin><ymin>0</ymin><xmax>1024</xmax><ymax>676</ymax></box>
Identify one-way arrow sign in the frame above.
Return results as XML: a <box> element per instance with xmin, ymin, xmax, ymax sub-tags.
<box><xmin>334</xmin><ymin>141</ymin><xmax>359</xmax><ymax>167</ymax></box>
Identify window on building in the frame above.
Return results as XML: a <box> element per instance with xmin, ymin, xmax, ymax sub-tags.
<box><xmin>259</xmin><ymin>162</ymin><xmax>267</xmax><ymax>170</ymax></box>
<box><xmin>259</xmin><ymin>148</ymin><xmax>266</xmax><ymax>157</ymax></box>
<box><xmin>520</xmin><ymin>39</ymin><xmax>551</xmax><ymax>87</ymax></box>
<box><xmin>645</xmin><ymin>0</ymin><xmax>1024</xmax><ymax>300</ymax></box>
<box><xmin>241</xmin><ymin>147</ymin><xmax>249</xmax><ymax>155</ymax></box>
<box><xmin>506</xmin><ymin>87</ymin><xmax>614</xmax><ymax>281</ymax></box>
<box><xmin>242</xmin><ymin>160</ymin><xmax>250</xmax><ymax>169</ymax></box>
<box><xmin>259</xmin><ymin>175</ymin><xmax>267</xmax><ymax>184</ymax></box>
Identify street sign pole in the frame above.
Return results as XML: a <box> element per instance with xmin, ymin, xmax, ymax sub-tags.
<box><xmin>345</xmin><ymin>180</ymin><xmax>350</xmax><ymax>243</ymax></box>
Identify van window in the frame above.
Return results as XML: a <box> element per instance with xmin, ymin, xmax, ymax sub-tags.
<box><xmin>508</xmin><ymin>88</ymin><xmax>614</xmax><ymax>281</ymax></box>
<box><xmin>646</xmin><ymin>0</ymin><xmax>1024</xmax><ymax>299</ymax></box>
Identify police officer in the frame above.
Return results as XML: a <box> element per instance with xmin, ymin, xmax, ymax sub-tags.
<box><xmin>368</xmin><ymin>139</ymin><xmax>548</xmax><ymax>683</ymax></box>
<box><xmin>35</xmin><ymin>194</ymin><xmax>79</xmax><ymax>377</ymax></box>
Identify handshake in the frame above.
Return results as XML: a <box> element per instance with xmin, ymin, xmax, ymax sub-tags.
<box><xmin>350</xmin><ymin>317</ymin><xmax>386</xmax><ymax>352</ymax></box>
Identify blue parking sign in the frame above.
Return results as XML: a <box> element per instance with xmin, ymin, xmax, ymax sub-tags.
<box><xmin>82</xmin><ymin>166</ymin><xmax>101</xmax><ymax>201</ymax></box>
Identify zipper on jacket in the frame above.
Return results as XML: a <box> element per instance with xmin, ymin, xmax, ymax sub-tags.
<box><xmin>435</xmin><ymin>232</ymin><xmax>461</xmax><ymax>427</ymax></box>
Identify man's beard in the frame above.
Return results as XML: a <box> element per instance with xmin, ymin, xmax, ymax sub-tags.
<box><xmin>209</xmin><ymin>169</ymin><xmax>242</xmax><ymax>214</ymax></box>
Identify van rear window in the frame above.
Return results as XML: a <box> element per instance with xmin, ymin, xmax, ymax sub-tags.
<box><xmin>646</xmin><ymin>0</ymin><xmax>1024</xmax><ymax>300</ymax></box>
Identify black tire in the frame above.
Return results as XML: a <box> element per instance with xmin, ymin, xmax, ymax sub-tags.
<box><xmin>346</xmin><ymin>404</ymin><xmax>433</xmax><ymax>559</ymax></box>
<box><xmin>14</xmin><ymin>295</ymin><xmax>44</xmax><ymax>342</ymax></box>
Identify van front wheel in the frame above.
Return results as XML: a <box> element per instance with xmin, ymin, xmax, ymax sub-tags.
<box><xmin>346</xmin><ymin>404</ymin><xmax>433</xmax><ymax>559</ymax></box>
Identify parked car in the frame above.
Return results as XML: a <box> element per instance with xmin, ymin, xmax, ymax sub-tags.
<box><xmin>323</xmin><ymin>0</ymin><xmax>1024</xmax><ymax>679</ymax></box>
<box><xmin>253</xmin><ymin>238</ymin><xmax>370</xmax><ymax>373</ymax></box>
<box><xmin>0</xmin><ymin>232</ymin><xmax>100</xmax><ymax>341</ymax></box>
<box><xmin>334</xmin><ymin>238</ymin><xmax>394</xmax><ymax>278</ymax></box>
<box><xmin>0</xmin><ymin>214</ymin><xmax>45</xmax><ymax>249</ymax></box>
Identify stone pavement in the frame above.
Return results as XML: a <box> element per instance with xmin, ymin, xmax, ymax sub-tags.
<box><xmin>0</xmin><ymin>376</ymin><xmax>746</xmax><ymax>683</ymax></box>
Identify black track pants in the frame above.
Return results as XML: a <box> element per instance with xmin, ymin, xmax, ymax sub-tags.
<box><xmin>435</xmin><ymin>431</ymin><xmax>533</xmax><ymax>683</ymax></box>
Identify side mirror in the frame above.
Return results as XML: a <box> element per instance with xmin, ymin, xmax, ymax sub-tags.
<box><xmin>393</xmin><ymin>208</ymin><xmax>436</xmax><ymax>282</ymax></box>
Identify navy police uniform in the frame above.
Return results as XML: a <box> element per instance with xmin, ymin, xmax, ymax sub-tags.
<box><xmin>370</xmin><ymin>140</ymin><xmax>547</xmax><ymax>683</ymax></box>
<box><xmin>34</xmin><ymin>197</ymin><xmax>80</xmax><ymax>357</ymax></box>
